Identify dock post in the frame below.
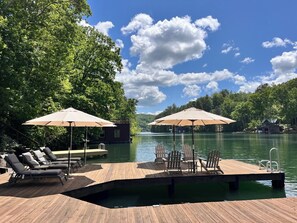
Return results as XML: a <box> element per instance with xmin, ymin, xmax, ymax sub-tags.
<box><xmin>272</xmin><ymin>173</ymin><xmax>285</xmax><ymax>189</ymax></box>
<box><xmin>168</xmin><ymin>179</ymin><xmax>175</xmax><ymax>197</ymax></box>
<box><xmin>229</xmin><ymin>177</ymin><xmax>239</xmax><ymax>191</ymax></box>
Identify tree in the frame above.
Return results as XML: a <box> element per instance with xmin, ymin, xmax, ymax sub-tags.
<box><xmin>0</xmin><ymin>0</ymin><xmax>138</xmax><ymax>148</ymax></box>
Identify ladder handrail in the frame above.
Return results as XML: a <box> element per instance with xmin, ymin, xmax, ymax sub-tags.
<box><xmin>268</xmin><ymin>147</ymin><xmax>280</xmax><ymax>172</ymax></box>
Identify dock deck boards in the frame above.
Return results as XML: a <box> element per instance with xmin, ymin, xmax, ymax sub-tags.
<box><xmin>0</xmin><ymin>160</ymin><xmax>295</xmax><ymax>223</ymax></box>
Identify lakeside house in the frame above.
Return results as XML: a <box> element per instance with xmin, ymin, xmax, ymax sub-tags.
<box><xmin>258</xmin><ymin>119</ymin><xmax>283</xmax><ymax>134</ymax></box>
<box><xmin>101</xmin><ymin>120</ymin><xmax>131</xmax><ymax>144</ymax></box>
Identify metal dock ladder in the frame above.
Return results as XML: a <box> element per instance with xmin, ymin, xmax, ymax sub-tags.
<box><xmin>259</xmin><ymin>147</ymin><xmax>280</xmax><ymax>172</ymax></box>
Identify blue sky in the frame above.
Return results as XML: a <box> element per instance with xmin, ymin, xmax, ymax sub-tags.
<box><xmin>84</xmin><ymin>0</ymin><xmax>297</xmax><ymax>114</ymax></box>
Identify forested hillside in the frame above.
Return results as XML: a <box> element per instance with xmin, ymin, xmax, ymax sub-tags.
<box><xmin>153</xmin><ymin>78</ymin><xmax>297</xmax><ymax>133</ymax></box>
<box><xmin>136</xmin><ymin>114</ymin><xmax>155</xmax><ymax>132</ymax></box>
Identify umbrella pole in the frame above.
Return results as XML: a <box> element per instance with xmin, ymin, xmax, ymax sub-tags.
<box><xmin>191</xmin><ymin>120</ymin><xmax>195</xmax><ymax>173</ymax></box>
<box><xmin>84</xmin><ymin>127</ymin><xmax>88</xmax><ymax>166</ymax></box>
<box><xmin>68</xmin><ymin>122</ymin><xmax>73</xmax><ymax>177</ymax></box>
<box><xmin>173</xmin><ymin>125</ymin><xmax>176</xmax><ymax>151</ymax></box>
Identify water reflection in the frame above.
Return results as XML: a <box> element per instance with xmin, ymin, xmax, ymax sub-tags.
<box><xmin>82</xmin><ymin>181</ymin><xmax>286</xmax><ymax>208</ymax></box>
<box><xmin>93</xmin><ymin>132</ymin><xmax>297</xmax><ymax>196</ymax></box>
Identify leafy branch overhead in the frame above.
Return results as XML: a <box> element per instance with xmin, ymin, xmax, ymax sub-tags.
<box><xmin>0</xmin><ymin>0</ymin><xmax>137</xmax><ymax>149</ymax></box>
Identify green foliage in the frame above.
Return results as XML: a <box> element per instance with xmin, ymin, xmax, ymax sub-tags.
<box><xmin>0</xmin><ymin>0</ymin><xmax>137</xmax><ymax>149</ymax></box>
<box><xmin>155</xmin><ymin>78</ymin><xmax>297</xmax><ymax>133</ymax></box>
<box><xmin>136</xmin><ymin>114</ymin><xmax>155</xmax><ymax>132</ymax></box>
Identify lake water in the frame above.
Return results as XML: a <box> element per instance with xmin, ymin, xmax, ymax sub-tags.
<box><xmin>90</xmin><ymin>132</ymin><xmax>297</xmax><ymax>207</ymax></box>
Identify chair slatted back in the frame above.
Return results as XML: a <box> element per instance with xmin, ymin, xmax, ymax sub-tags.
<box><xmin>206</xmin><ymin>150</ymin><xmax>220</xmax><ymax>169</ymax></box>
<box><xmin>182</xmin><ymin>144</ymin><xmax>195</xmax><ymax>161</ymax></box>
<box><xmin>167</xmin><ymin>151</ymin><xmax>181</xmax><ymax>170</ymax></box>
<box><xmin>155</xmin><ymin>144</ymin><xmax>167</xmax><ymax>159</ymax></box>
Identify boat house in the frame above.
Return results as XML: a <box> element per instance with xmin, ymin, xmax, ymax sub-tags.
<box><xmin>258</xmin><ymin>119</ymin><xmax>282</xmax><ymax>134</ymax></box>
<box><xmin>102</xmin><ymin>120</ymin><xmax>131</xmax><ymax>143</ymax></box>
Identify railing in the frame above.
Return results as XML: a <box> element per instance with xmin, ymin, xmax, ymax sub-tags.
<box><xmin>259</xmin><ymin>147</ymin><xmax>280</xmax><ymax>172</ymax></box>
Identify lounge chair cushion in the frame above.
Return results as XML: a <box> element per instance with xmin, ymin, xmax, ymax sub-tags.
<box><xmin>5</xmin><ymin>153</ymin><xmax>66</xmax><ymax>185</ymax></box>
<box><xmin>32</xmin><ymin>150</ymin><xmax>50</xmax><ymax>165</ymax></box>
<box><xmin>5</xmin><ymin>153</ymin><xmax>26</xmax><ymax>173</ymax></box>
<box><xmin>42</xmin><ymin>147</ymin><xmax>58</xmax><ymax>161</ymax></box>
<box><xmin>22</xmin><ymin>152</ymin><xmax>40</xmax><ymax>167</ymax></box>
<box><xmin>42</xmin><ymin>147</ymin><xmax>81</xmax><ymax>162</ymax></box>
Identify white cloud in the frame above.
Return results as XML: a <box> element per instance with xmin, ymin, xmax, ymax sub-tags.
<box><xmin>212</xmin><ymin>69</ymin><xmax>234</xmax><ymax>81</ymax></box>
<box><xmin>237</xmin><ymin>50</ymin><xmax>297</xmax><ymax>93</ymax></box>
<box><xmin>271</xmin><ymin>50</ymin><xmax>297</xmax><ymax>74</ymax></box>
<box><xmin>183</xmin><ymin>85</ymin><xmax>201</xmax><ymax>97</ymax></box>
<box><xmin>121</xmin><ymin>13</ymin><xmax>153</xmax><ymax>35</ymax></box>
<box><xmin>241</xmin><ymin>57</ymin><xmax>255</xmax><ymax>64</ymax></box>
<box><xmin>94</xmin><ymin>21</ymin><xmax>114</xmax><ymax>35</ymax></box>
<box><xmin>78</xmin><ymin>19</ymin><xmax>91</xmax><ymax>28</ymax></box>
<box><xmin>238</xmin><ymin>81</ymin><xmax>261</xmax><ymax>93</ymax></box>
<box><xmin>126</xmin><ymin>86</ymin><xmax>167</xmax><ymax>106</ymax></box>
<box><xmin>238</xmin><ymin>72</ymin><xmax>297</xmax><ymax>93</ymax></box>
<box><xmin>206</xmin><ymin>81</ymin><xmax>219</xmax><ymax>92</ymax></box>
<box><xmin>179</xmin><ymin>72</ymin><xmax>210</xmax><ymax>85</ymax></box>
<box><xmin>262</xmin><ymin>37</ymin><xmax>292</xmax><ymax>48</ymax></box>
<box><xmin>195</xmin><ymin>16</ymin><xmax>220</xmax><ymax>31</ymax></box>
<box><xmin>138</xmin><ymin>110</ymin><xmax>163</xmax><ymax>115</ymax></box>
<box><xmin>116</xmin><ymin>59</ymin><xmax>247</xmax><ymax>106</ymax></box>
<box><xmin>233</xmin><ymin>74</ymin><xmax>246</xmax><ymax>85</ymax></box>
<box><xmin>221</xmin><ymin>43</ymin><xmax>240</xmax><ymax>56</ymax></box>
<box><xmin>115</xmin><ymin>39</ymin><xmax>124</xmax><ymax>48</ymax></box>
<box><xmin>116</xmin><ymin>14</ymin><xmax>263</xmax><ymax>107</ymax></box>
<box><xmin>221</xmin><ymin>46</ymin><xmax>232</xmax><ymax>54</ymax></box>
<box><xmin>122</xmin><ymin>14</ymin><xmax>217</xmax><ymax>70</ymax></box>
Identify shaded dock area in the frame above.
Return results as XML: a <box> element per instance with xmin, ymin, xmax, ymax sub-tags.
<box><xmin>0</xmin><ymin>160</ymin><xmax>295</xmax><ymax>222</ymax></box>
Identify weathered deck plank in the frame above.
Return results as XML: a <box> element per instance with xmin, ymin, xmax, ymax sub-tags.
<box><xmin>0</xmin><ymin>160</ymin><xmax>295</xmax><ymax>223</ymax></box>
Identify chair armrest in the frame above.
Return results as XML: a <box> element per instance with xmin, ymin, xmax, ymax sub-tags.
<box><xmin>198</xmin><ymin>156</ymin><xmax>206</xmax><ymax>161</ymax></box>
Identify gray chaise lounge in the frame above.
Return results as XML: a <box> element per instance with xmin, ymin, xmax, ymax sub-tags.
<box><xmin>4</xmin><ymin>153</ymin><xmax>66</xmax><ymax>185</ymax></box>
<box><xmin>22</xmin><ymin>152</ymin><xmax>68</xmax><ymax>173</ymax></box>
<box><xmin>42</xmin><ymin>147</ymin><xmax>82</xmax><ymax>167</ymax></box>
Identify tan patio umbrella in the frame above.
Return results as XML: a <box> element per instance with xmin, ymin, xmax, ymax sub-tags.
<box><xmin>23</xmin><ymin>107</ymin><xmax>115</xmax><ymax>175</ymax></box>
<box><xmin>152</xmin><ymin>107</ymin><xmax>236</xmax><ymax>172</ymax></box>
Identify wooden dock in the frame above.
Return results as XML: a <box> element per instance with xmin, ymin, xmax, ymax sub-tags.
<box><xmin>0</xmin><ymin>160</ymin><xmax>295</xmax><ymax>223</ymax></box>
<box><xmin>52</xmin><ymin>148</ymin><xmax>108</xmax><ymax>158</ymax></box>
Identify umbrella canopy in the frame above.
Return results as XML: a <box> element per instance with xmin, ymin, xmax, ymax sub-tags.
<box><xmin>24</xmin><ymin>107</ymin><xmax>115</xmax><ymax>174</ymax></box>
<box><xmin>154</xmin><ymin>107</ymin><xmax>235</xmax><ymax>126</ymax></box>
<box><xmin>24</xmin><ymin>107</ymin><xmax>115</xmax><ymax>127</ymax></box>
<box><xmin>152</xmin><ymin>107</ymin><xmax>236</xmax><ymax>173</ymax></box>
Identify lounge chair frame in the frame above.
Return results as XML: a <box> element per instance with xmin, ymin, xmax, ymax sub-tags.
<box><xmin>42</xmin><ymin>147</ymin><xmax>82</xmax><ymax>167</ymax></box>
<box><xmin>5</xmin><ymin>153</ymin><xmax>66</xmax><ymax>185</ymax></box>
<box><xmin>22</xmin><ymin>152</ymin><xmax>68</xmax><ymax>172</ymax></box>
<box><xmin>32</xmin><ymin>150</ymin><xmax>78</xmax><ymax>173</ymax></box>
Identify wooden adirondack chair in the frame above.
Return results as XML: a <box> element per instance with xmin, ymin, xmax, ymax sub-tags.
<box><xmin>199</xmin><ymin>150</ymin><xmax>224</xmax><ymax>174</ymax></box>
<box><xmin>164</xmin><ymin>150</ymin><xmax>182</xmax><ymax>173</ymax></box>
<box><xmin>154</xmin><ymin>144</ymin><xmax>167</xmax><ymax>163</ymax></box>
<box><xmin>182</xmin><ymin>144</ymin><xmax>198</xmax><ymax>172</ymax></box>
<box><xmin>182</xmin><ymin>144</ymin><xmax>198</xmax><ymax>161</ymax></box>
